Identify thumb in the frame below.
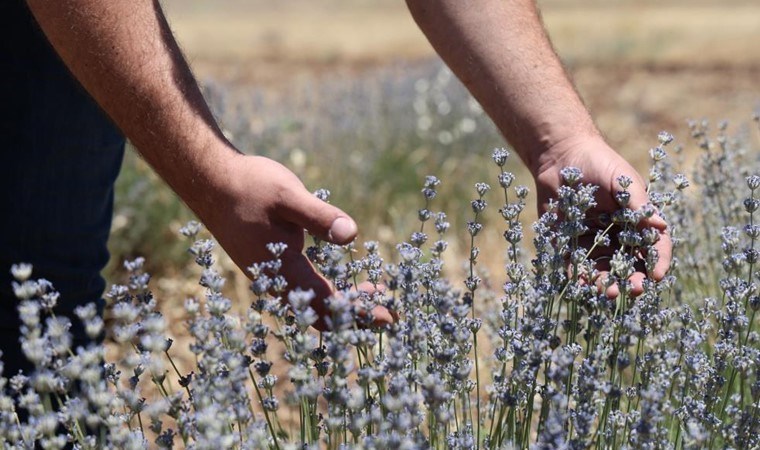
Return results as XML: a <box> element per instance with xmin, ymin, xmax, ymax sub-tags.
<box><xmin>279</xmin><ymin>188</ymin><xmax>358</xmax><ymax>244</ymax></box>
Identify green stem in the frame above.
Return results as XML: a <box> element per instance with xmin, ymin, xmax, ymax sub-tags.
<box><xmin>248</xmin><ymin>368</ymin><xmax>281</xmax><ymax>450</ymax></box>
<box><xmin>165</xmin><ymin>349</ymin><xmax>193</xmax><ymax>401</ymax></box>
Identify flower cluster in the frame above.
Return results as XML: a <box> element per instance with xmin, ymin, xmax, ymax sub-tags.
<box><xmin>3</xmin><ymin>121</ymin><xmax>760</xmax><ymax>449</ymax></box>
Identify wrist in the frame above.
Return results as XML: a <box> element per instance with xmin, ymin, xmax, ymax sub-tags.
<box><xmin>173</xmin><ymin>141</ymin><xmax>244</xmax><ymax>223</ymax></box>
<box><xmin>497</xmin><ymin>103</ymin><xmax>601</xmax><ymax>177</ymax></box>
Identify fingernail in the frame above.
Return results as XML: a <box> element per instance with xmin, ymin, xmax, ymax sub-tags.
<box><xmin>652</xmin><ymin>216</ymin><xmax>668</xmax><ymax>229</ymax></box>
<box><xmin>328</xmin><ymin>217</ymin><xmax>357</xmax><ymax>242</ymax></box>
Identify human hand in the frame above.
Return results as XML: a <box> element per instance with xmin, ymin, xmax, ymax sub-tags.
<box><xmin>197</xmin><ymin>153</ymin><xmax>394</xmax><ymax>330</ymax></box>
<box><xmin>533</xmin><ymin>135</ymin><xmax>672</xmax><ymax>297</ymax></box>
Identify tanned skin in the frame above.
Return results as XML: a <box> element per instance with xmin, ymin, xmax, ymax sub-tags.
<box><xmin>408</xmin><ymin>0</ymin><xmax>671</xmax><ymax>296</ymax></box>
<box><xmin>26</xmin><ymin>0</ymin><xmax>671</xmax><ymax>319</ymax></box>
<box><xmin>25</xmin><ymin>0</ymin><xmax>383</xmax><ymax>328</ymax></box>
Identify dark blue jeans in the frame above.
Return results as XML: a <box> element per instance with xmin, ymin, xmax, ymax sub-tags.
<box><xmin>0</xmin><ymin>1</ymin><xmax>125</xmax><ymax>376</ymax></box>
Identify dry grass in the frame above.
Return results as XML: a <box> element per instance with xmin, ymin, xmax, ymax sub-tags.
<box><xmin>544</xmin><ymin>3</ymin><xmax>760</xmax><ymax>66</ymax></box>
<box><xmin>160</xmin><ymin>0</ymin><xmax>760</xmax><ymax>156</ymax></box>
<box><xmin>162</xmin><ymin>0</ymin><xmax>429</xmax><ymax>86</ymax></box>
<box><xmin>161</xmin><ymin>0</ymin><xmax>760</xmax><ymax>82</ymax></box>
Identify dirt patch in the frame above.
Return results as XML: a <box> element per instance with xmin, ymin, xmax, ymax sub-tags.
<box><xmin>162</xmin><ymin>0</ymin><xmax>760</xmax><ymax>88</ymax></box>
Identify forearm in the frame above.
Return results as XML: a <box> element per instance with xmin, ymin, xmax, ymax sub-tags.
<box><xmin>407</xmin><ymin>0</ymin><xmax>600</xmax><ymax>175</ymax></box>
<box><xmin>26</xmin><ymin>0</ymin><xmax>236</xmax><ymax>217</ymax></box>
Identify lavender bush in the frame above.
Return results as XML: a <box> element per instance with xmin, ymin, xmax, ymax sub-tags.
<box><xmin>4</xmin><ymin>118</ymin><xmax>760</xmax><ymax>449</ymax></box>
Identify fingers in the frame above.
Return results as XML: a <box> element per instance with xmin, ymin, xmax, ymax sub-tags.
<box><xmin>280</xmin><ymin>249</ymin><xmax>334</xmax><ymax>308</ymax></box>
<box><xmin>355</xmin><ymin>281</ymin><xmax>397</xmax><ymax>327</ymax></box>
<box><xmin>310</xmin><ymin>290</ymin><xmax>396</xmax><ymax>332</ymax></box>
<box><xmin>592</xmin><ymin>271</ymin><xmax>645</xmax><ymax>300</ymax></box>
<box><xmin>275</xmin><ymin>189</ymin><xmax>397</xmax><ymax>331</ymax></box>
<box><xmin>581</xmin><ymin>223</ymin><xmax>671</xmax><ymax>300</ymax></box>
<box><xmin>616</xmin><ymin>172</ymin><xmax>672</xmax><ymax>282</ymax></box>
<box><xmin>635</xmin><ymin>208</ymin><xmax>672</xmax><ymax>281</ymax></box>
<box><xmin>650</xmin><ymin>227</ymin><xmax>672</xmax><ymax>281</ymax></box>
<box><xmin>367</xmin><ymin>305</ymin><xmax>396</xmax><ymax>329</ymax></box>
<box><xmin>278</xmin><ymin>250</ymin><xmax>338</xmax><ymax>331</ymax></box>
<box><xmin>618</xmin><ymin>171</ymin><xmax>667</xmax><ymax>231</ymax></box>
<box><xmin>279</xmin><ymin>250</ymin><xmax>395</xmax><ymax>332</ymax></box>
<box><xmin>279</xmin><ymin>187</ymin><xmax>358</xmax><ymax>245</ymax></box>
<box><xmin>626</xmin><ymin>185</ymin><xmax>668</xmax><ymax>231</ymax></box>
<box><xmin>641</xmin><ymin>211</ymin><xmax>668</xmax><ymax>231</ymax></box>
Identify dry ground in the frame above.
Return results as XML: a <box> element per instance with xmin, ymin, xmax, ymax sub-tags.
<box><xmin>161</xmin><ymin>0</ymin><xmax>760</xmax><ymax>167</ymax></box>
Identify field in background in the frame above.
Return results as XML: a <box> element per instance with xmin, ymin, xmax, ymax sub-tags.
<box><xmin>160</xmin><ymin>0</ymin><xmax>760</xmax><ymax>151</ymax></box>
<box><xmin>109</xmin><ymin>0</ymin><xmax>760</xmax><ymax>284</ymax></box>
<box><xmin>161</xmin><ymin>0</ymin><xmax>760</xmax><ymax>79</ymax></box>
<box><xmin>104</xmin><ymin>2</ymin><xmax>760</xmax><ymax>436</ymax></box>
<box><xmin>92</xmin><ymin>3</ymin><xmax>760</xmax><ymax>444</ymax></box>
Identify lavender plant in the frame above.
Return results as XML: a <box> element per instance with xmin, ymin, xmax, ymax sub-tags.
<box><xmin>3</xmin><ymin>120</ymin><xmax>760</xmax><ymax>449</ymax></box>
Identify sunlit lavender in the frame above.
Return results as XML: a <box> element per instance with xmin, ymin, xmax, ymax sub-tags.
<box><xmin>3</xmin><ymin>117</ymin><xmax>760</xmax><ymax>449</ymax></box>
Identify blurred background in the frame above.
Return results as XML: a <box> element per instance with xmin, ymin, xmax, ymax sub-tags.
<box><xmin>107</xmin><ymin>0</ymin><xmax>760</xmax><ymax>290</ymax></box>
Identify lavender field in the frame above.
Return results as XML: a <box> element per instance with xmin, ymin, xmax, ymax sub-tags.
<box><xmin>4</xmin><ymin>1</ymin><xmax>760</xmax><ymax>448</ymax></box>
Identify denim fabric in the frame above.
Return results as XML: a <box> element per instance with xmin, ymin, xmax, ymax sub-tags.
<box><xmin>0</xmin><ymin>2</ymin><xmax>125</xmax><ymax>375</ymax></box>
